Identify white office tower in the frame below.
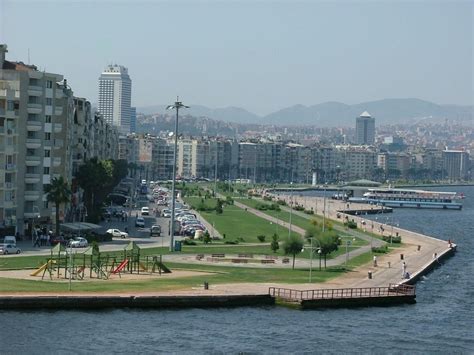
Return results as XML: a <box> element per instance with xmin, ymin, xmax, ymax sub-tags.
<box><xmin>355</xmin><ymin>111</ymin><xmax>375</xmax><ymax>145</ymax></box>
<box><xmin>98</xmin><ymin>65</ymin><xmax>132</xmax><ymax>134</ymax></box>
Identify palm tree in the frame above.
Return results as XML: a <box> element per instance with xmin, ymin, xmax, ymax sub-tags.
<box><xmin>44</xmin><ymin>176</ymin><xmax>71</xmax><ymax>237</ymax></box>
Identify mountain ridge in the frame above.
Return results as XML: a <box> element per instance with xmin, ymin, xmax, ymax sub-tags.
<box><xmin>137</xmin><ymin>98</ymin><xmax>473</xmax><ymax>126</ymax></box>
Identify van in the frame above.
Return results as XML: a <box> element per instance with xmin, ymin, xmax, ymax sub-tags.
<box><xmin>3</xmin><ymin>235</ymin><xmax>16</xmax><ymax>246</ymax></box>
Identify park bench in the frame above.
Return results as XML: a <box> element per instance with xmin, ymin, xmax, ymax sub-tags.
<box><xmin>261</xmin><ymin>259</ymin><xmax>275</xmax><ymax>264</ymax></box>
<box><xmin>232</xmin><ymin>259</ymin><xmax>248</xmax><ymax>263</ymax></box>
<box><xmin>282</xmin><ymin>258</ymin><xmax>290</xmax><ymax>264</ymax></box>
<box><xmin>196</xmin><ymin>254</ymin><xmax>204</xmax><ymax>260</ymax></box>
<box><xmin>238</xmin><ymin>254</ymin><xmax>254</xmax><ymax>258</ymax></box>
<box><xmin>212</xmin><ymin>253</ymin><xmax>225</xmax><ymax>258</ymax></box>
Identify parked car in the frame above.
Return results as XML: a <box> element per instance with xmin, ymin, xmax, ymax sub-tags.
<box><xmin>69</xmin><ymin>237</ymin><xmax>88</xmax><ymax>248</ymax></box>
<box><xmin>162</xmin><ymin>209</ymin><xmax>171</xmax><ymax>218</ymax></box>
<box><xmin>106</xmin><ymin>229</ymin><xmax>129</xmax><ymax>238</ymax></box>
<box><xmin>141</xmin><ymin>207</ymin><xmax>150</xmax><ymax>215</ymax></box>
<box><xmin>135</xmin><ymin>217</ymin><xmax>145</xmax><ymax>228</ymax></box>
<box><xmin>50</xmin><ymin>236</ymin><xmax>67</xmax><ymax>246</ymax></box>
<box><xmin>0</xmin><ymin>244</ymin><xmax>21</xmax><ymax>255</ymax></box>
<box><xmin>150</xmin><ymin>225</ymin><xmax>161</xmax><ymax>237</ymax></box>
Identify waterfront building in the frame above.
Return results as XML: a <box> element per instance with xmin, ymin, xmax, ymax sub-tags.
<box><xmin>377</xmin><ymin>152</ymin><xmax>411</xmax><ymax>177</ymax></box>
<box><xmin>0</xmin><ymin>44</ymin><xmax>71</xmax><ymax>233</ymax></box>
<box><xmin>442</xmin><ymin>150</ymin><xmax>470</xmax><ymax>181</ymax></box>
<box><xmin>355</xmin><ymin>111</ymin><xmax>375</xmax><ymax>145</ymax></box>
<box><xmin>98</xmin><ymin>64</ymin><xmax>132</xmax><ymax>135</ymax></box>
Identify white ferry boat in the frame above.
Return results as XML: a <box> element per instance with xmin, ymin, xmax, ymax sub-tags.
<box><xmin>348</xmin><ymin>188</ymin><xmax>464</xmax><ymax>210</ymax></box>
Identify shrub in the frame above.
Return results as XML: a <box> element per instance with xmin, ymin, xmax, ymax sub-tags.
<box><xmin>263</xmin><ymin>195</ymin><xmax>273</xmax><ymax>201</ymax></box>
<box><xmin>255</xmin><ymin>203</ymin><xmax>268</xmax><ymax>211</ymax></box>
<box><xmin>277</xmin><ymin>200</ymin><xmax>287</xmax><ymax>206</ymax></box>
<box><xmin>86</xmin><ymin>233</ymin><xmax>113</xmax><ymax>243</ymax></box>
<box><xmin>225</xmin><ymin>196</ymin><xmax>234</xmax><ymax>205</ymax></box>
<box><xmin>183</xmin><ymin>239</ymin><xmax>197</xmax><ymax>246</ymax></box>
<box><xmin>345</xmin><ymin>220</ymin><xmax>358</xmax><ymax>229</ymax></box>
<box><xmin>371</xmin><ymin>245</ymin><xmax>388</xmax><ymax>253</ymax></box>
<box><xmin>382</xmin><ymin>235</ymin><xmax>402</xmax><ymax>243</ymax></box>
<box><xmin>203</xmin><ymin>231</ymin><xmax>211</xmax><ymax>244</ymax></box>
<box><xmin>257</xmin><ymin>235</ymin><xmax>266</xmax><ymax>243</ymax></box>
<box><xmin>304</xmin><ymin>209</ymin><xmax>314</xmax><ymax>215</ymax></box>
<box><xmin>294</xmin><ymin>205</ymin><xmax>305</xmax><ymax>211</ymax></box>
<box><xmin>270</xmin><ymin>233</ymin><xmax>279</xmax><ymax>253</ymax></box>
<box><xmin>269</xmin><ymin>203</ymin><xmax>281</xmax><ymax>211</ymax></box>
<box><xmin>224</xmin><ymin>240</ymin><xmax>239</xmax><ymax>245</ymax></box>
<box><xmin>237</xmin><ymin>237</ymin><xmax>246</xmax><ymax>242</ymax></box>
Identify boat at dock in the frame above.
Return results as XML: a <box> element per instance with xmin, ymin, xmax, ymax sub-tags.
<box><xmin>348</xmin><ymin>188</ymin><xmax>464</xmax><ymax>210</ymax></box>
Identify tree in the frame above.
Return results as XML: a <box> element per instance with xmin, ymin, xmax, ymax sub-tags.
<box><xmin>270</xmin><ymin>233</ymin><xmax>280</xmax><ymax>253</ymax></box>
<box><xmin>44</xmin><ymin>176</ymin><xmax>71</xmax><ymax>237</ymax></box>
<box><xmin>215</xmin><ymin>199</ymin><xmax>223</xmax><ymax>214</ymax></box>
<box><xmin>283</xmin><ymin>234</ymin><xmax>304</xmax><ymax>269</ymax></box>
<box><xmin>317</xmin><ymin>233</ymin><xmax>340</xmax><ymax>269</ymax></box>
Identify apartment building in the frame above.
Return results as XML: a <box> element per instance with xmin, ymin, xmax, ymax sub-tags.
<box><xmin>355</xmin><ymin>111</ymin><xmax>375</xmax><ymax>145</ymax></box>
<box><xmin>443</xmin><ymin>150</ymin><xmax>470</xmax><ymax>181</ymax></box>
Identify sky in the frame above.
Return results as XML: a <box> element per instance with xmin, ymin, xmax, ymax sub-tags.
<box><xmin>0</xmin><ymin>0</ymin><xmax>472</xmax><ymax>115</ymax></box>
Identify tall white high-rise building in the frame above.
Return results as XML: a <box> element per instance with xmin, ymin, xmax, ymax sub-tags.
<box><xmin>98</xmin><ymin>65</ymin><xmax>132</xmax><ymax>134</ymax></box>
<box><xmin>355</xmin><ymin>111</ymin><xmax>375</xmax><ymax>145</ymax></box>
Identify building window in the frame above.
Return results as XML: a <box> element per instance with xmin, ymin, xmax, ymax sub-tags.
<box><xmin>43</xmin><ymin>167</ymin><xmax>50</xmax><ymax>175</ymax></box>
<box><xmin>45</xmin><ymin>115</ymin><xmax>52</xmax><ymax>123</ymax></box>
<box><xmin>46</xmin><ymin>80</ymin><xmax>53</xmax><ymax>89</ymax></box>
<box><xmin>44</xmin><ymin>133</ymin><xmax>51</xmax><ymax>141</ymax></box>
<box><xmin>44</xmin><ymin>201</ymin><xmax>49</xmax><ymax>209</ymax></box>
<box><xmin>44</xmin><ymin>149</ymin><xmax>51</xmax><ymax>157</ymax></box>
<box><xmin>45</xmin><ymin>98</ymin><xmax>52</xmax><ymax>106</ymax></box>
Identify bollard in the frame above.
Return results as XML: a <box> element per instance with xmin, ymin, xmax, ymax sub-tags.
<box><xmin>400</xmin><ymin>253</ymin><xmax>404</xmax><ymax>260</ymax></box>
<box><xmin>368</xmin><ymin>271</ymin><xmax>372</xmax><ymax>279</ymax></box>
<box><xmin>388</xmin><ymin>261</ymin><xmax>391</xmax><ymax>268</ymax></box>
<box><xmin>417</xmin><ymin>245</ymin><xmax>421</xmax><ymax>251</ymax></box>
<box><xmin>204</xmin><ymin>281</ymin><xmax>209</xmax><ymax>290</ymax></box>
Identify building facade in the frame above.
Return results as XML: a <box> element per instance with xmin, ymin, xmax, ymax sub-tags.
<box><xmin>98</xmin><ymin>65</ymin><xmax>132</xmax><ymax>135</ymax></box>
<box><xmin>355</xmin><ymin>111</ymin><xmax>375</xmax><ymax>145</ymax></box>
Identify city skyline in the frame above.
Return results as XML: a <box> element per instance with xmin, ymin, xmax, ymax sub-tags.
<box><xmin>0</xmin><ymin>1</ymin><xmax>471</xmax><ymax>116</ymax></box>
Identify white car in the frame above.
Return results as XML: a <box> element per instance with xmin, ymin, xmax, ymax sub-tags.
<box><xmin>135</xmin><ymin>217</ymin><xmax>145</xmax><ymax>228</ymax></box>
<box><xmin>69</xmin><ymin>237</ymin><xmax>89</xmax><ymax>248</ymax></box>
<box><xmin>106</xmin><ymin>229</ymin><xmax>129</xmax><ymax>238</ymax></box>
<box><xmin>141</xmin><ymin>207</ymin><xmax>150</xmax><ymax>215</ymax></box>
<box><xmin>0</xmin><ymin>244</ymin><xmax>21</xmax><ymax>255</ymax></box>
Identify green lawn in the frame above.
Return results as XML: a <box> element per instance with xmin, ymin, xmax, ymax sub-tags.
<box><xmin>183</xmin><ymin>197</ymin><xmax>301</xmax><ymax>242</ymax></box>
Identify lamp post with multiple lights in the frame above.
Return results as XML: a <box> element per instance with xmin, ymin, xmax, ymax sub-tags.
<box><xmin>166</xmin><ymin>98</ymin><xmax>189</xmax><ymax>251</ymax></box>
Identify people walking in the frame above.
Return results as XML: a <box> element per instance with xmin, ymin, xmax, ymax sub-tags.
<box><xmin>373</xmin><ymin>255</ymin><xmax>378</xmax><ymax>267</ymax></box>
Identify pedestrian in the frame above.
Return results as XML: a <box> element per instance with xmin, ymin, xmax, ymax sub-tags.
<box><xmin>373</xmin><ymin>255</ymin><xmax>378</xmax><ymax>267</ymax></box>
<box><xmin>34</xmin><ymin>235</ymin><xmax>41</xmax><ymax>247</ymax></box>
<box><xmin>433</xmin><ymin>252</ymin><xmax>438</xmax><ymax>260</ymax></box>
<box><xmin>402</xmin><ymin>261</ymin><xmax>407</xmax><ymax>278</ymax></box>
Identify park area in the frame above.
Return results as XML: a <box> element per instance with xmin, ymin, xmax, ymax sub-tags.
<box><xmin>0</xmin><ymin>186</ymin><xmax>401</xmax><ymax>294</ymax></box>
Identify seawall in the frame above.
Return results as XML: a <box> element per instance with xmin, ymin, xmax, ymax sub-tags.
<box><xmin>0</xmin><ymin>294</ymin><xmax>274</xmax><ymax>310</ymax></box>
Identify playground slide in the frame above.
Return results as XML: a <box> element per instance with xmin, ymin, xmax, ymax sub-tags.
<box><xmin>139</xmin><ymin>262</ymin><xmax>147</xmax><ymax>272</ymax></box>
<box><xmin>112</xmin><ymin>259</ymin><xmax>129</xmax><ymax>274</ymax></box>
<box><xmin>30</xmin><ymin>260</ymin><xmax>55</xmax><ymax>276</ymax></box>
<box><xmin>157</xmin><ymin>262</ymin><xmax>171</xmax><ymax>273</ymax></box>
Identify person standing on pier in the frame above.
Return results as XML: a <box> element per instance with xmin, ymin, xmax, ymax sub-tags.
<box><xmin>373</xmin><ymin>255</ymin><xmax>378</xmax><ymax>267</ymax></box>
<box><xmin>402</xmin><ymin>261</ymin><xmax>407</xmax><ymax>278</ymax></box>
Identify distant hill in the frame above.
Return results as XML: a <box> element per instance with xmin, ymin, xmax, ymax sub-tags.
<box><xmin>138</xmin><ymin>98</ymin><xmax>473</xmax><ymax>126</ymax></box>
<box><xmin>137</xmin><ymin>104</ymin><xmax>259</xmax><ymax>124</ymax></box>
<box><xmin>263</xmin><ymin>98</ymin><xmax>473</xmax><ymax>126</ymax></box>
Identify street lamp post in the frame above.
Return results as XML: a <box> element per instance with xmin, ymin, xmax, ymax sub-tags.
<box><xmin>288</xmin><ymin>181</ymin><xmax>293</xmax><ymax>238</ymax></box>
<box><xmin>31</xmin><ymin>205</ymin><xmax>40</xmax><ymax>246</ymax></box>
<box><xmin>166</xmin><ymin>98</ymin><xmax>189</xmax><ymax>251</ymax></box>
<box><xmin>304</xmin><ymin>237</ymin><xmax>322</xmax><ymax>283</ymax></box>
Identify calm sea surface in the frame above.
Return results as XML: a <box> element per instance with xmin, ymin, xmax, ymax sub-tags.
<box><xmin>1</xmin><ymin>186</ymin><xmax>473</xmax><ymax>354</ymax></box>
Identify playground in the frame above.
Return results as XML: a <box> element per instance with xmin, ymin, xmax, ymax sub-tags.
<box><xmin>0</xmin><ymin>241</ymin><xmax>201</xmax><ymax>283</ymax></box>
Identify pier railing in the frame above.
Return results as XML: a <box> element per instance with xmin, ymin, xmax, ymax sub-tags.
<box><xmin>268</xmin><ymin>284</ymin><xmax>415</xmax><ymax>301</ymax></box>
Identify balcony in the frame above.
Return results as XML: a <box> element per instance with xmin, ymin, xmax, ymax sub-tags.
<box><xmin>53</xmin><ymin>123</ymin><xmax>62</xmax><ymax>133</ymax></box>
<box><xmin>4</xmin><ymin>182</ymin><xmax>15</xmax><ymax>189</ymax></box>
<box><xmin>27</xmin><ymin>103</ymin><xmax>43</xmax><ymax>114</ymax></box>
<box><xmin>26</xmin><ymin>120</ymin><xmax>42</xmax><ymax>131</ymax></box>
<box><xmin>26</xmin><ymin>138</ymin><xmax>41</xmax><ymax>149</ymax></box>
<box><xmin>25</xmin><ymin>173</ymin><xmax>40</xmax><ymax>184</ymax></box>
<box><xmin>6</xmin><ymin>109</ymin><xmax>19</xmax><ymax>118</ymax></box>
<box><xmin>6</xmin><ymin>128</ymin><xmax>17</xmax><ymax>135</ymax></box>
<box><xmin>28</xmin><ymin>85</ymin><xmax>43</xmax><ymax>96</ymax></box>
<box><xmin>25</xmin><ymin>155</ymin><xmax>41</xmax><ymax>166</ymax></box>
<box><xmin>5</xmin><ymin>163</ymin><xmax>16</xmax><ymax>171</ymax></box>
<box><xmin>25</xmin><ymin>190</ymin><xmax>40</xmax><ymax>201</ymax></box>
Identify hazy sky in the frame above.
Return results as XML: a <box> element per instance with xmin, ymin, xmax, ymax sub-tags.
<box><xmin>0</xmin><ymin>0</ymin><xmax>472</xmax><ymax>115</ymax></box>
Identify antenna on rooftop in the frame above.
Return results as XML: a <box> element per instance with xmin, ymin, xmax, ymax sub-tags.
<box><xmin>28</xmin><ymin>48</ymin><xmax>30</xmax><ymax>65</ymax></box>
